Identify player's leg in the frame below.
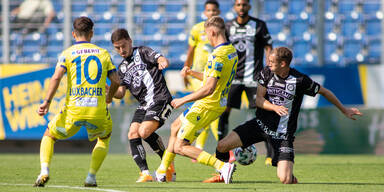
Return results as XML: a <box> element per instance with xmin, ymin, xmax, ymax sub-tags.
<box><xmin>195</xmin><ymin>126</ymin><xmax>210</xmax><ymax>150</ymax></box>
<box><xmin>34</xmin><ymin>129</ymin><xmax>56</xmax><ymax>187</ymax></box>
<box><xmin>85</xmin><ymin>135</ymin><xmax>111</xmax><ymax>187</ymax></box>
<box><xmin>273</xmin><ymin>139</ymin><xmax>297</xmax><ymax>184</ymax></box>
<box><xmin>139</xmin><ymin>120</ymin><xmax>165</xmax><ymax>158</ymax></box>
<box><xmin>156</xmin><ymin>117</ymin><xmax>181</xmax><ymax>182</ymax></box>
<box><xmin>264</xmin><ymin>142</ymin><xmax>273</xmax><ymax>166</ymax></box>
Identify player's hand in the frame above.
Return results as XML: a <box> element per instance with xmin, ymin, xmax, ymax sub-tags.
<box><xmin>273</xmin><ymin>105</ymin><xmax>288</xmax><ymax>116</ymax></box>
<box><xmin>171</xmin><ymin>98</ymin><xmax>184</xmax><ymax>109</ymax></box>
<box><xmin>106</xmin><ymin>96</ymin><xmax>112</xmax><ymax>104</ymax></box>
<box><xmin>180</xmin><ymin>66</ymin><xmax>190</xmax><ymax>77</ymax></box>
<box><xmin>183</xmin><ymin>76</ymin><xmax>190</xmax><ymax>87</ymax></box>
<box><xmin>343</xmin><ymin>107</ymin><xmax>363</xmax><ymax>120</ymax></box>
<box><xmin>158</xmin><ymin>62</ymin><xmax>167</xmax><ymax>70</ymax></box>
<box><xmin>37</xmin><ymin>101</ymin><xmax>50</xmax><ymax>116</ymax></box>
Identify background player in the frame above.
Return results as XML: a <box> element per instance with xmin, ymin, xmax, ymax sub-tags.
<box><xmin>215</xmin><ymin>47</ymin><xmax>363</xmax><ymax>184</ymax></box>
<box><xmin>34</xmin><ymin>16</ymin><xmax>120</xmax><ymax>187</ymax></box>
<box><xmin>110</xmin><ymin>28</ymin><xmax>174</xmax><ymax>182</ymax></box>
<box><xmin>155</xmin><ymin>16</ymin><xmax>238</xmax><ymax>184</ymax></box>
<box><xmin>181</xmin><ymin>0</ymin><xmax>221</xmax><ymax>156</ymax></box>
<box><xmin>220</xmin><ymin>0</ymin><xmax>274</xmax><ymax>166</ymax></box>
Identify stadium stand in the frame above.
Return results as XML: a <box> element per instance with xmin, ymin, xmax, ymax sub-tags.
<box><xmin>2</xmin><ymin>0</ymin><xmax>382</xmax><ymax>67</ymax></box>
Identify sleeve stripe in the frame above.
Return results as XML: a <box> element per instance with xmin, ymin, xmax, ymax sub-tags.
<box><xmin>60</xmin><ymin>65</ymin><xmax>67</xmax><ymax>70</ymax></box>
<box><xmin>108</xmin><ymin>68</ymin><xmax>117</xmax><ymax>75</ymax></box>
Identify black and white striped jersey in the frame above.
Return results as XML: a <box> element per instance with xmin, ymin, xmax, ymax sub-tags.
<box><xmin>256</xmin><ymin>67</ymin><xmax>320</xmax><ymax>140</ymax></box>
<box><xmin>117</xmin><ymin>46</ymin><xmax>172</xmax><ymax>109</ymax></box>
<box><xmin>226</xmin><ymin>17</ymin><xmax>273</xmax><ymax>86</ymax></box>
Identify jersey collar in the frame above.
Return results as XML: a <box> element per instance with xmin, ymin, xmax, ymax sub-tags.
<box><xmin>75</xmin><ymin>41</ymin><xmax>90</xmax><ymax>44</ymax></box>
<box><xmin>214</xmin><ymin>42</ymin><xmax>230</xmax><ymax>50</ymax></box>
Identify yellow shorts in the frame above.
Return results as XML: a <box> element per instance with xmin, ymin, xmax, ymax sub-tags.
<box><xmin>48</xmin><ymin>109</ymin><xmax>112</xmax><ymax>141</ymax></box>
<box><xmin>177</xmin><ymin>104</ymin><xmax>222</xmax><ymax>143</ymax></box>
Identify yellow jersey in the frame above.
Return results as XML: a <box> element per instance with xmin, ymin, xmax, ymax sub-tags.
<box><xmin>188</xmin><ymin>21</ymin><xmax>214</xmax><ymax>73</ymax></box>
<box><xmin>56</xmin><ymin>41</ymin><xmax>116</xmax><ymax>119</ymax></box>
<box><xmin>194</xmin><ymin>42</ymin><xmax>238</xmax><ymax>113</ymax></box>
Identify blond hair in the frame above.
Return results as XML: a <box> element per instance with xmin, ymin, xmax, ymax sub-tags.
<box><xmin>204</xmin><ymin>16</ymin><xmax>225</xmax><ymax>33</ymax></box>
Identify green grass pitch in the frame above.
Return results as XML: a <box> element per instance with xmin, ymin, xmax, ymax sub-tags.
<box><xmin>1</xmin><ymin>154</ymin><xmax>384</xmax><ymax>192</ymax></box>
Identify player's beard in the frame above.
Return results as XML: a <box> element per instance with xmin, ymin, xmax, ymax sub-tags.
<box><xmin>238</xmin><ymin>12</ymin><xmax>248</xmax><ymax>18</ymax></box>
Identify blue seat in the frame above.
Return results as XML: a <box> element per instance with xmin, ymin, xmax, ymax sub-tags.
<box><xmin>368</xmin><ymin>40</ymin><xmax>380</xmax><ymax>58</ymax></box>
<box><xmin>290</xmin><ymin>21</ymin><xmax>309</xmax><ymax>38</ymax></box>
<box><xmin>363</xmin><ymin>2</ymin><xmax>380</xmax><ymax>13</ymax></box>
<box><xmin>266</xmin><ymin>20</ymin><xmax>283</xmax><ymax>36</ymax></box>
<box><xmin>72</xmin><ymin>3</ymin><xmax>87</xmax><ymax>12</ymax></box>
<box><xmin>142</xmin><ymin>23</ymin><xmax>161</xmax><ymax>35</ymax></box>
<box><xmin>141</xmin><ymin>4</ymin><xmax>158</xmax><ymax>12</ymax></box>
<box><xmin>165</xmin><ymin>4</ymin><xmax>184</xmax><ymax>12</ymax></box>
<box><xmin>343</xmin><ymin>41</ymin><xmax>361</xmax><ymax>58</ymax></box>
<box><xmin>263</xmin><ymin>0</ymin><xmax>281</xmax><ymax>13</ymax></box>
<box><xmin>292</xmin><ymin>40</ymin><xmax>310</xmax><ymax>59</ymax></box>
<box><xmin>341</xmin><ymin>21</ymin><xmax>359</xmax><ymax>37</ymax></box>
<box><xmin>366</xmin><ymin>18</ymin><xmax>381</xmax><ymax>36</ymax></box>
<box><xmin>93</xmin><ymin>3</ymin><xmax>110</xmax><ymax>12</ymax></box>
<box><xmin>220</xmin><ymin>2</ymin><xmax>232</xmax><ymax>13</ymax></box>
<box><xmin>338</xmin><ymin>0</ymin><xmax>356</xmax><ymax>14</ymax></box>
<box><xmin>166</xmin><ymin>27</ymin><xmax>184</xmax><ymax>35</ymax></box>
<box><xmin>289</xmin><ymin>0</ymin><xmax>305</xmax><ymax>14</ymax></box>
<box><xmin>324</xmin><ymin>41</ymin><xmax>337</xmax><ymax>62</ymax></box>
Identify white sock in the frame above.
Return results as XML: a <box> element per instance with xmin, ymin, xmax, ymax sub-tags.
<box><xmin>142</xmin><ymin>170</ymin><xmax>150</xmax><ymax>175</ymax></box>
<box><xmin>40</xmin><ymin>163</ymin><xmax>49</xmax><ymax>176</ymax></box>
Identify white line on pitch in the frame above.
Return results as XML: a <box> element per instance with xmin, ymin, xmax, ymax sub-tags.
<box><xmin>0</xmin><ymin>183</ymin><xmax>127</xmax><ymax>192</ymax></box>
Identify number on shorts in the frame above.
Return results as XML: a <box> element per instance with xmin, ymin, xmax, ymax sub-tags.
<box><xmin>160</xmin><ymin>104</ymin><xmax>173</xmax><ymax>120</ymax></box>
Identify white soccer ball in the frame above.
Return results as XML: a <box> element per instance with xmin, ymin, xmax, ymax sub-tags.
<box><xmin>233</xmin><ymin>144</ymin><xmax>257</xmax><ymax>165</ymax></box>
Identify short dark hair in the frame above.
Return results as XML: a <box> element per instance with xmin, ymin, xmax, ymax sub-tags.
<box><xmin>205</xmin><ymin>0</ymin><xmax>219</xmax><ymax>8</ymax></box>
<box><xmin>111</xmin><ymin>28</ymin><xmax>131</xmax><ymax>43</ymax></box>
<box><xmin>272</xmin><ymin>47</ymin><xmax>293</xmax><ymax>65</ymax></box>
<box><xmin>73</xmin><ymin>17</ymin><xmax>94</xmax><ymax>37</ymax></box>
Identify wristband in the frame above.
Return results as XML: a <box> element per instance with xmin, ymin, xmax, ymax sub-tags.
<box><xmin>45</xmin><ymin>99</ymin><xmax>51</xmax><ymax>103</ymax></box>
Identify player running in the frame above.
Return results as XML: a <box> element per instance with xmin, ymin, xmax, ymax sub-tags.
<box><xmin>110</xmin><ymin>28</ymin><xmax>175</xmax><ymax>182</ymax></box>
<box><xmin>181</xmin><ymin>0</ymin><xmax>221</xmax><ymax>159</ymax></box>
<box><xmin>214</xmin><ymin>47</ymin><xmax>363</xmax><ymax>184</ymax></box>
<box><xmin>155</xmin><ymin>16</ymin><xmax>238</xmax><ymax>184</ymax></box>
<box><xmin>34</xmin><ymin>16</ymin><xmax>120</xmax><ymax>187</ymax></box>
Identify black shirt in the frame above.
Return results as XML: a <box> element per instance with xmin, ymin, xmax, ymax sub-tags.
<box><xmin>118</xmin><ymin>46</ymin><xmax>172</xmax><ymax>109</ymax></box>
<box><xmin>226</xmin><ymin>17</ymin><xmax>272</xmax><ymax>86</ymax></box>
<box><xmin>256</xmin><ymin>67</ymin><xmax>320</xmax><ymax>139</ymax></box>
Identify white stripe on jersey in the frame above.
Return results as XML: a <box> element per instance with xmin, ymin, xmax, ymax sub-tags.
<box><xmin>276</xmin><ymin>75</ymin><xmax>297</xmax><ymax>134</ymax></box>
<box><xmin>142</xmin><ymin>69</ymin><xmax>155</xmax><ymax>109</ymax></box>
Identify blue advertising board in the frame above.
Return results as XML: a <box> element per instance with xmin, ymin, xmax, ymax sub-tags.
<box><xmin>0</xmin><ymin>67</ymin><xmax>87</xmax><ymax>140</ymax></box>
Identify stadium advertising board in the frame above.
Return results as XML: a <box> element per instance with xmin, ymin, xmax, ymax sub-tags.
<box><xmin>0</xmin><ymin>67</ymin><xmax>87</xmax><ymax>140</ymax></box>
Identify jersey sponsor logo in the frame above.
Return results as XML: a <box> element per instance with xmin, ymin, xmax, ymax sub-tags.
<box><xmin>287</xmin><ymin>84</ymin><xmax>295</xmax><ymax>91</ymax></box>
<box><xmin>75</xmin><ymin>97</ymin><xmax>98</xmax><ymax>107</ymax></box>
<box><xmin>120</xmin><ymin>64</ymin><xmax>127</xmax><ymax>73</ymax></box>
<box><xmin>267</xmin><ymin>87</ymin><xmax>294</xmax><ymax>100</ymax></box>
<box><xmin>123</xmin><ymin>63</ymin><xmax>147</xmax><ymax>88</ymax></box>
<box><xmin>274</xmin><ymin>82</ymin><xmax>286</xmax><ymax>89</ymax></box>
<box><xmin>214</xmin><ymin>62</ymin><xmax>223</xmax><ymax>72</ymax></box>
<box><xmin>227</xmin><ymin>52</ymin><xmax>237</xmax><ymax>60</ymax></box>
<box><xmin>279</xmin><ymin>147</ymin><xmax>294</xmax><ymax>153</ymax></box>
<box><xmin>256</xmin><ymin>119</ymin><xmax>288</xmax><ymax>140</ymax></box>
<box><xmin>71</xmin><ymin>48</ymin><xmax>100</xmax><ymax>55</ymax></box>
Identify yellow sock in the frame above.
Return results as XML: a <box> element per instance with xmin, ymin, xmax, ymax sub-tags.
<box><xmin>157</xmin><ymin>150</ymin><xmax>175</xmax><ymax>174</ymax></box>
<box><xmin>40</xmin><ymin>136</ymin><xmax>55</xmax><ymax>169</ymax></box>
<box><xmin>197</xmin><ymin>151</ymin><xmax>224</xmax><ymax>170</ymax></box>
<box><xmin>195</xmin><ymin>128</ymin><xmax>209</xmax><ymax>149</ymax></box>
<box><xmin>89</xmin><ymin>137</ymin><xmax>110</xmax><ymax>174</ymax></box>
<box><xmin>210</xmin><ymin>118</ymin><xmax>219</xmax><ymax>141</ymax></box>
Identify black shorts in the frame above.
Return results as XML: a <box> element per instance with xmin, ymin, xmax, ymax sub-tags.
<box><xmin>227</xmin><ymin>84</ymin><xmax>257</xmax><ymax>109</ymax></box>
<box><xmin>233</xmin><ymin>118</ymin><xmax>295</xmax><ymax>167</ymax></box>
<box><xmin>131</xmin><ymin>100</ymin><xmax>173</xmax><ymax>128</ymax></box>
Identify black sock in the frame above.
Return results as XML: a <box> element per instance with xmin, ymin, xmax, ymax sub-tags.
<box><xmin>218</xmin><ymin>111</ymin><xmax>230</xmax><ymax>140</ymax></box>
<box><xmin>144</xmin><ymin>132</ymin><xmax>165</xmax><ymax>159</ymax></box>
<box><xmin>129</xmin><ymin>138</ymin><xmax>148</xmax><ymax>171</ymax></box>
<box><xmin>215</xmin><ymin>149</ymin><xmax>230</xmax><ymax>162</ymax></box>
<box><xmin>265</xmin><ymin>141</ymin><xmax>273</xmax><ymax>158</ymax></box>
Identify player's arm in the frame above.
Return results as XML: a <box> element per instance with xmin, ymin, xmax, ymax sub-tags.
<box><xmin>106</xmin><ymin>70</ymin><xmax>121</xmax><ymax>103</ymax></box>
<box><xmin>184</xmin><ymin>66</ymin><xmax>204</xmax><ymax>81</ymax></box>
<box><xmin>256</xmin><ymin>83</ymin><xmax>288</xmax><ymax>116</ymax></box>
<box><xmin>318</xmin><ymin>86</ymin><xmax>362</xmax><ymax>120</ymax></box>
<box><xmin>37</xmin><ymin>66</ymin><xmax>66</xmax><ymax>116</ymax></box>
<box><xmin>157</xmin><ymin>56</ymin><xmax>169</xmax><ymax>70</ymax></box>
<box><xmin>181</xmin><ymin>45</ymin><xmax>195</xmax><ymax>77</ymax></box>
<box><xmin>171</xmin><ymin>77</ymin><xmax>217</xmax><ymax>108</ymax></box>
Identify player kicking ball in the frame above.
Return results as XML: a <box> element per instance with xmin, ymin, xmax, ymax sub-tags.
<box><xmin>155</xmin><ymin>16</ymin><xmax>238</xmax><ymax>184</ymax></box>
<box><xmin>211</xmin><ymin>47</ymin><xmax>363</xmax><ymax>184</ymax></box>
<box><xmin>110</xmin><ymin>28</ymin><xmax>175</xmax><ymax>182</ymax></box>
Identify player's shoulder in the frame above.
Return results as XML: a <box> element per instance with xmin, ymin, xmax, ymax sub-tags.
<box><xmin>289</xmin><ymin>67</ymin><xmax>307</xmax><ymax>78</ymax></box>
<box><xmin>191</xmin><ymin>21</ymin><xmax>205</xmax><ymax>31</ymax></box>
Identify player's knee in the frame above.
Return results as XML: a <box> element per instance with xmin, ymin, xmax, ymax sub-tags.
<box><xmin>216</xmin><ymin>140</ymin><xmax>230</xmax><ymax>153</ymax></box>
<box><xmin>279</xmin><ymin>175</ymin><xmax>292</xmax><ymax>184</ymax></box>
<box><xmin>127</xmin><ymin>130</ymin><xmax>139</xmax><ymax>139</ymax></box>
<box><xmin>138</xmin><ymin>128</ymin><xmax>151</xmax><ymax>139</ymax></box>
